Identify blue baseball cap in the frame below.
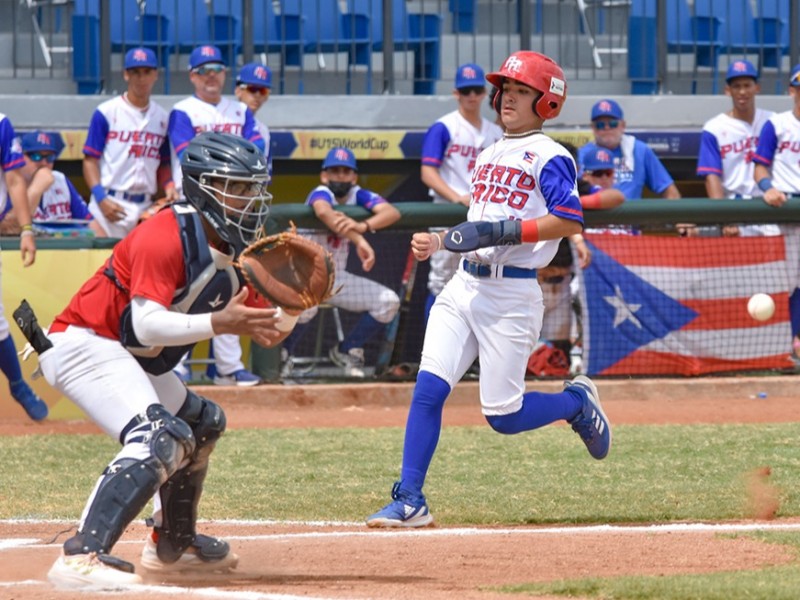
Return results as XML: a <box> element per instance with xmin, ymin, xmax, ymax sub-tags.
<box><xmin>21</xmin><ymin>130</ymin><xmax>64</xmax><ymax>158</ymax></box>
<box><xmin>237</xmin><ymin>62</ymin><xmax>272</xmax><ymax>88</ymax></box>
<box><xmin>591</xmin><ymin>99</ymin><xmax>624</xmax><ymax>121</ymax></box>
<box><xmin>583</xmin><ymin>147</ymin><xmax>615</xmax><ymax>172</ymax></box>
<box><xmin>790</xmin><ymin>64</ymin><xmax>800</xmax><ymax>87</ymax></box>
<box><xmin>189</xmin><ymin>45</ymin><xmax>226</xmax><ymax>69</ymax></box>
<box><xmin>455</xmin><ymin>63</ymin><xmax>485</xmax><ymax>90</ymax></box>
<box><xmin>124</xmin><ymin>47</ymin><xmax>158</xmax><ymax>70</ymax></box>
<box><xmin>726</xmin><ymin>59</ymin><xmax>758</xmax><ymax>83</ymax></box>
<box><xmin>322</xmin><ymin>147</ymin><xmax>357</xmax><ymax>171</ymax></box>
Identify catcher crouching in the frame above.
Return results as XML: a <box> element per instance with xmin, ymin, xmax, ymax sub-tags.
<box><xmin>37</xmin><ymin>131</ymin><xmax>331</xmax><ymax>590</ymax></box>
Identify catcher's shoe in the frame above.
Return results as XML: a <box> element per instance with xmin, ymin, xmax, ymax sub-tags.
<box><xmin>10</xmin><ymin>379</ymin><xmax>48</xmax><ymax>421</ymax></box>
<box><xmin>366</xmin><ymin>482</ymin><xmax>434</xmax><ymax>528</ymax></box>
<box><xmin>329</xmin><ymin>346</ymin><xmax>366</xmax><ymax>378</ymax></box>
<box><xmin>48</xmin><ymin>552</ymin><xmax>142</xmax><ymax>590</ymax></box>
<box><xmin>565</xmin><ymin>375</ymin><xmax>612</xmax><ymax>460</ymax></box>
<box><xmin>140</xmin><ymin>532</ymin><xmax>239</xmax><ymax>572</ymax></box>
<box><xmin>213</xmin><ymin>368</ymin><xmax>262</xmax><ymax>387</ymax></box>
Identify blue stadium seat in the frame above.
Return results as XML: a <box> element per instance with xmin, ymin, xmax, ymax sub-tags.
<box><xmin>347</xmin><ymin>0</ymin><xmax>442</xmax><ymax>94</ymax></box>
<box><xmin>280</xmin><ymin>0</ymin><xmax>371</xmax><ymax>93</ymax></box>
<box><xmin>72</xmin><ymin>0</ymin><xmax>100</xmax><ymax>94</ymax></box>
<box><xmin>753</xmin><ymin>0</ymin><xmax>790</xmax><ymax>71</ymax></box>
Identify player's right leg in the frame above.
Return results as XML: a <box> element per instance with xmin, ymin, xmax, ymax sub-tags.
<box><xmin>39</xmin><ymin>329</ymin><xmax>195</xmax><ymax>590</ymax></box>
<box><xmin>47</xmin><ymin>403</ymin><xmax>195</xmax><ymax>589</ymax></box>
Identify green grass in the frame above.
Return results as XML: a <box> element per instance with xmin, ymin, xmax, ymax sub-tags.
<box><xmin>3</xmin><ymin>423</ymin><xmax>800</xmax><ymax>599</ymax></box>
<box><xmin>1</xmin><ymin>423</ymin><xmax>799</xmax><ymax>523</ymax></box>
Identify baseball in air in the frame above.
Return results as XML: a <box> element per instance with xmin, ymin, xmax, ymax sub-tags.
<box><xmin>747</xmin><ymin>293</ymin><xmax>775</xmax><ymax>321</ymax></box>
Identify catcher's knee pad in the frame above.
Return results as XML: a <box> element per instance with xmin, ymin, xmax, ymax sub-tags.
<box><xmin>64</xmin><ymin>405</ymin><xmax>195</xmax><ymax>556</ymax></box>
<box><xmin>155</xmin><ymin>390</ymin><xmax>226</xmax><ymax>564</ymax></box>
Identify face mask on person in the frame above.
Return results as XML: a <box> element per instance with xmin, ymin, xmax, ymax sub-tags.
<box><xmin>327</xmin><ymin>181</ymin><xmax>354</xmax><ymax>198</ymax></box>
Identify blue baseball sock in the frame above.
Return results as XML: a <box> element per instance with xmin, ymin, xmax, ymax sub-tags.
<box><xmin>0</xmin><ymin>335</ymin><xmax>23</xmax><ymax>385</ymax></box>
<box><xmin>789</xmin><ymin>289</ymin><xmax>800</xmax><ymax>338</ymax></box>
<box><xmin>398</xmin><ymin>371</ymin><xmax>451</xmax><ymax>495</ymax></box>
<box><xmin>341</xmin><ymin>313</ymin><xmax>384</xmax><ymax>352</ymax></box>
<box><xmin>486</xmin><ymin>389</ymin><xmax>583</xmax><ymax>435</ymax></box>
<box><xmin>423</xmin><ymin>292</ymin><xmax>436</xmax><ymax>329</ymax></box>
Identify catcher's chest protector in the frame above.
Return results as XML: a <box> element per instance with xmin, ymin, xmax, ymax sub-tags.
<box><xmin>116</xmin><ymin>205</ymin><xmax>238</xmax><ymax>375</ymax></box>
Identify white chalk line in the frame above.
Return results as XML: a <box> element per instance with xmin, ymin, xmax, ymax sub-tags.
<box><xmin>2</xmin><ymin>520</ymin><xmax>800</xmax><ymax>599</ymax></box>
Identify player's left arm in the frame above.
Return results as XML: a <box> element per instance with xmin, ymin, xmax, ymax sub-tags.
<box><xmin>6</xmin><ymin>169</ymin><xmax>36</xmax><ymax>266</ymax></box>
<box><xmin>354</xmin><ymin>193</ymin><xmax>400</xmax><ymax>234</ymax></box>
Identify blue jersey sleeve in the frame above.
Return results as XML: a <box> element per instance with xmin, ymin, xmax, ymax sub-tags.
<box><xmin>752</xmin><ymin>120</ymin><xmax>777</xmax><ymax>167</ymax></box>
<box><xmin>696</xmin><ymin>130</ymin><xmax>722</xmax><ymax>177</ymax></box>
<box><xmin>306</xmin><ymin>187</ymin><xmax>335</xmax><ymax>207</ymax></box>
<box><xmin>168</xmin><ymin>110</ymin><xmax>197</xmax><ymax>158</ymax></box>
<box><xmin>0</xmin><ymin>118</ymin><xmax>23</xmax><ymax>172</ymax></box>
<box><xmin>641</xmin><ymin>144</ymin><xmax>674</xmax><ymax>194</ymax></box>
<box><xmin>243</xmin><ymin>110</ymin><xmax>266</xmax><ymax>154</ymax></box>
<box><xmin>355</xmin><ymin>188</ymin><xmax>386</xmax><ymax>211</ymax></box>
<box><xmin>420</xmin><ymin>122</ymin><xmax>451</xmax><ymax>168</ymax></box>
<box><xmin>66</xmin><ymin>179</ymin><xmax>91</xmax><ymax>219</ymax></box>
<box><xmin>539</xmin><ymin>155</ymin><xmax>583</xmax><ymax>225</ymax></box>
<box><xmin>83</xmin><ymin>110</ymin><xmax>109</xmax><ymax>158</ymax></box>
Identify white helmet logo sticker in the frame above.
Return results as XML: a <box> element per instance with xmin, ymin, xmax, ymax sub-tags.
<box><xmin>549</xmin><ymin>78</ymin><xmax>565</xmax><ymax>96</ymax></box>
<box><xmin>504</xmin><ymin>55</ymin><xmax>523</xmax><ymax>73</ymax></box>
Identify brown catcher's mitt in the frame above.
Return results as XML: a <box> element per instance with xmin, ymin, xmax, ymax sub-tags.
<box><xmin>236</xmin><ymin>225</ymin><xmax>336</xmax><ymax>311</ymax></box>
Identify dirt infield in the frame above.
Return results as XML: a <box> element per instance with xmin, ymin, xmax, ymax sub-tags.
<box><xmin>1</xmin><ymin>376</ymin><xmax>799</xmax><ymax>599</ymax></box>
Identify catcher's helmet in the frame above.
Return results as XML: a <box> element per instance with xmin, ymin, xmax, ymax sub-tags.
<box><xmin>486</xmin><ymin>51</ymin><xmax>567</xmax><ymax>120</ymax></box>
<box><xmin>181</xmin><ymin>131</ymin><xmax>271</xmax><ymax>252</ymax></box>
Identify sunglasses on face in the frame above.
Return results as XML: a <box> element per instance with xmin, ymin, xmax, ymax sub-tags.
<box><xmin>587</xmin><ymin>169</ymin><xmax>614</xmax><ymax>177</ymax></box>
<box><xmin>593</xmin><ymin>120</ymin><xmax>620</xmax><ymax>130</ymax></box>
<box><xmin>26</xmin><ymin>152</ymin><xmax>56</xmax><ymax>163</ymax></box>
<box><xmin>192</xmin><ymin>64</ymin><xmax>226</xmax><ymax>76</ymax></box>
<box><xmin>458</xmin><ymin>86</ymin><xmax>486</xmax><ymax>96</ymax></box>
<box><xmin>239</xmin><ymin>84</ymin><xmax>269</xmax><ymax>96</ymax></box>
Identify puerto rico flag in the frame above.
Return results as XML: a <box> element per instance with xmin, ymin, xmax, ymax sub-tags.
<box><xmin>579</xmin><ymin>234</ymin><xmax>794</xmax><ymax>376</ymax></box>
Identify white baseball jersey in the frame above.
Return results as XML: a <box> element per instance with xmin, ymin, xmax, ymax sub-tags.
<box><xmin>753</xmin><ymin>109</ymin><xmax>800</xmax><ymax>194</ymax></box>
<box><xmin>33</xmin><ymin>171</ymin><xmax>92</xmax><ymax>221</ymax></box>
<box><xmin>421</xmin><ymin>110</ymin><xmax>503</xmax><ymax>203</ymax></box>
<box><xmin>697</xmin><ymin>108</ymin><xmax>773</xmax><ymax>198</ymax></box>
<box><xmin>465</xmin><ymin>135</ymin><xmax>583</xmax><ymax>268</ymax></box>
<box><xmin>168</xmin><ymin>96</ymin><xmax>264</xmax><ymax>195</ymax></box>
<box><xmin>83</xmin><ymin>95</ymin><xmax>169</xmax><ymax>195</ymax></box>
<box><xmin>420</xmin><ymin>133</ymin><xmax>583</xmax><ymax>415</ymax></box>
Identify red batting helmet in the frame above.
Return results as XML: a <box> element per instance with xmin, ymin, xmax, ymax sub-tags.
<box><xmin>526</xmin><ymin>342</ymin><xmax>569</xmax><ymax>378</ymax></box>
<box><xmin>486</xmin><ymin>51</ymin><xmax>567</xmax><ymax>120</ymax></box>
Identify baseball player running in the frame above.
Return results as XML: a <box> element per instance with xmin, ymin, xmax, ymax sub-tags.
<box><xmin>83</xmin><ymin>48</ymin><xmax>175</xmax><ymax>239</ymax></box>
<box><xmin>43</xmin><ymin>132</ymin><xmax>298</xmax><ymax>589</ymax></box>
<box><xmin>169</xmin><ymin>45</ymin><xmax>266</xmax><ymax>385</ymax></box>
<box><xmin>367</xmin><ymin>51</ymin><xmax>611</xmax><ymax>528</ymax></box>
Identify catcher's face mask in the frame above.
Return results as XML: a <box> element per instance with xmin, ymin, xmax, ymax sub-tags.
<box><xmin>201</xmin><ymin>174</ymin><xmax>272</xmax><ymax>245</ymax></box>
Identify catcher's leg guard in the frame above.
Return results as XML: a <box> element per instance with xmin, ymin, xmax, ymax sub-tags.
<box><xmin>64</xmin><ymin>404</ymin><xmax>196</xmax><ymax>557</ymax></box>
<box><xmin>154</xmin><ymin>389</ymin><xmax>226</xmax><ymax>563</ymax></box>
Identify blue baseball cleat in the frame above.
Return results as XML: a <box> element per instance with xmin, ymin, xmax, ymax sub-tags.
<box><xmin>10</xmin><ymin>379</ymin><xmax>48</xmax><ymax>421</ymax></box>
<box><xmin>565</xmin><ymin>375</ymin><xmax>611</xmax><ymax>460</ymax></box>
<box><xmin>366</xmin><ymin>482</ymin><xmax>434</xmax><ymax>528</ymax></box>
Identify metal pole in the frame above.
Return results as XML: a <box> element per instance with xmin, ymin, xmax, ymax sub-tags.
<box><xmin>100</xmin><ymin>0</ymin><xmax>111</xmax><ymax>93</ymax></box>
<box><xmin>791</xmin><ymin>0</ymin><xmax>799</xmax><ymax>71</ymax></box>
<box><xmin>519</xmin><ymin>0</ymin><xmax>531</xmax><ymax>51</ymax></box>
<box><xmin>243</xmin><ymin>0</ymin><xmax>254</xmax><ymax>64</ymax></box>
<box><xmin>656</xmin><ymin>0</ymin><xmax>667</xmax><ymax>93</ymax></box>
<box><xmin>383</xmin><ymin>0</ymin><xmax>394</xmax><ymax>93</ymax></box>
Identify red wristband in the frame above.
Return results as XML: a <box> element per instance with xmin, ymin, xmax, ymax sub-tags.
<box><xmin>581</xmin><ymin>192</ymin><xmax>602</xmax><ymax>210</ymax></box>
<box><xmin>521</xmin><ymin>219</ymin><xmax>539</xmax><ymax>243</ymax></box>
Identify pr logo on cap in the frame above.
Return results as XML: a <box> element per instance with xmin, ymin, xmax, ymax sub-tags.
<box><xmin>254</xmin><ymin>66</ymin><xmax>268</xmax><ymax>81</ymax></box>
<box><xmin>730</xmin><ymin>61</ymin><xmax>748</xmax><ymax>74</ymax></box>
<box><xmin>504</xmin><ymin>55</ymin><xmax>523</xmax><ymax>73</ymax></box>
<box><xmin>132</xmin><ymin>49</ymin><xmax>148</xmax><ymax>63</ymax></box>
<box><xmin>597</xmin><ymin>149</ymin><xmax>611</xmax><ymax>163</ymax></box>
<box><xmin>597</xmin><ymin>100</ymin><xmax>613</xmax><ymax>113</ymax></box>
<box><xmin>333</xmin><ymin>149</ymin><xmax>350</xmax><ymax>162</ymax></box>
<box><xmin>200</xmin><ymin>45</ymin><xmax>217</xmax><ymax>57</ymax></box>
<box><xmin>460</xmin><ymin>66</ymin><xmax>477</xmax><ymax>80</ymax></box>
